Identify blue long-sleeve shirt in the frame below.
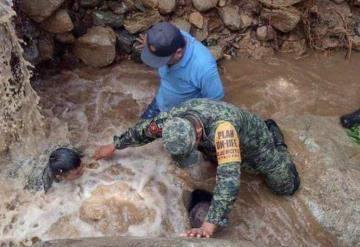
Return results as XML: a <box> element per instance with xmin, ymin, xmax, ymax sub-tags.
<box><xmin>155</xmin><ymin>31</ymin><xmax>224</xmax><ymax>112</ymax></box>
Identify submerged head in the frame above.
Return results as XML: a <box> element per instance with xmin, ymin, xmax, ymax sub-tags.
<box><xmin>42</xmin><ymin>147</ymin><xmax>84</xmax><ymax>192</ymax></box>
<box><xmin>48</xmin><ymin>147</ymin><xmax>84</xmax><ymax>181</ymax></box>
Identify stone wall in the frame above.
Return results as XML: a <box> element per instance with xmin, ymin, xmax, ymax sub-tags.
<box><xmin>14</xmin><ymin>0</ymin><xmax>360</xmax><ymax>69</ymax></box>
<box><xmin>0</xmin><ymin>1</ymin><xmax>44</xmax><ymax>155</ymax></box>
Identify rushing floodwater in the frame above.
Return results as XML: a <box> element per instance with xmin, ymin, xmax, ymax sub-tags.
<box><xmin>0</xmin><ymin>52</ymin><xmax>359</xmax><ymax>246</ymax></box>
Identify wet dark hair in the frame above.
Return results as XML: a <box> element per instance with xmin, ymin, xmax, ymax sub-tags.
<box><xmin>48</xmin><ymin>148</ymin><xmax>81</xmax><ymax>177</ymax></box>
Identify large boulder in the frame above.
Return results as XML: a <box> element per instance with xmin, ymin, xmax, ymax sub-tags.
<box><xmin>219</xmin><ymin>6</ymin><xmax>241</xmax><ymax>31</ymax></box>
<box><xmin>189</xmin><ymin>11</ymin><xmax>204</xmax><ymax>29</ymax></box>
<box><xmin>42</xmin><ymin>9</ymin><xmax>74</xmax><ymax>34</ymax></box>
<box><xmin>261</xmin><ymin>7</ymin><xmax>301</xmax><ymax>33</ymax></box>
<box><xmin>171</xmin><ymin>18</ymin><xmax>191</xmax><ymax>32</ymax></box>
<box><xmin>19</xmin><ymin>0</ymin><xmax>65</xmax><ymax>23</ymax></box>
<box><xmin>158</xmin><ymin>0</ymin><xmax>177</xmax><ymax>14</ymax></box>
<box><xmin>192</xmin><ymin>0</ymin><xmax>218</xmax><ymax>12</ymax></box>
<box><xmin>124</xmin><ymin>10</ymin><xmax>162</xmax><ymax>34</ymax></box>
<box><xmin>73</xmin><ymin>26</ymin><xmax>116</xmax><ymax>67</ymax></box>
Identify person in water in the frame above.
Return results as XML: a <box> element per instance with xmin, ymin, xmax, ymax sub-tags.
<box><xmin>25</xmin><ymin>147</ymin><xmax>85</xmax><ymax>192</ymax></box>
<box><xmin>93</xmin><ymin>98</ymin><xmax>300</xmax><ymax>238</ymax></box>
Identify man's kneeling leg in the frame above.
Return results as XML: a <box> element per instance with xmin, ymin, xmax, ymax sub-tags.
<box><xmin>264</xmin><ymin>159</ymin><xmax>300</xmax><ymax>196</ymax></box>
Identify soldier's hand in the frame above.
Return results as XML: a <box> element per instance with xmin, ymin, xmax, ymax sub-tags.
<box><xmin>180</xmin><ymin>222</ymin><xmax>217</xmax><ymax>238</ymax></box>
<box><xmin>93</xmin><ymin>144</ymin><xmax>116</xmax><ymax>160</ymax></box>
<box><xmin>180</xmin><ymin>228</ymin><xmax>212</xmax><ymax>238</ymax></box>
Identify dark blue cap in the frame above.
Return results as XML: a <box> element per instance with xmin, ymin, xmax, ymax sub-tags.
<box><xmin>141</xmin><ymin>22</ymin><xmax>185</xmax><ymax>68</ymax></box>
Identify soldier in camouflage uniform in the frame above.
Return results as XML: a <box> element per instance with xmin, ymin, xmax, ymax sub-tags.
<box><xmin>94</xmin><ymin>98</ymin><xmax>300</xmax><ymax>238</ymax></box>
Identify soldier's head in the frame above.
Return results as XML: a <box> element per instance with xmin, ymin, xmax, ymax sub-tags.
<box><xmin>48</xmin><ymin>148</ymin><xmax>84</xmax><ymax>181</ymax></box>
<box><xmin>162</xmin><ymin>117</ymin><xmax>199</xmax><ymax>167</ymax></box>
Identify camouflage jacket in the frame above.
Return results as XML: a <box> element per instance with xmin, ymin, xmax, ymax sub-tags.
<box><xmin>114</xmin><ymin>99</ymin><xmax>272</xmax><ymax>227</ymax></box>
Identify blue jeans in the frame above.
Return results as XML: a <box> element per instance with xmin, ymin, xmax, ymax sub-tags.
<box><xmin>141</xmin><ymin>98</ymin><xmax>161</xmax><ymax>119</ymax></box>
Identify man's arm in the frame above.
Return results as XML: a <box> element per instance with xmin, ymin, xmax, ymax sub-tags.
<box><xmin>182</xmin><ymin>121</ymin><xmax>241</xmax><ymax>238</ymax></box>
<box><xmin>198</xmin><ymin>62</ymin><xmax>224</xmax><ymax>100</ymax></box>
<box><xmin>115</xmin><ymin>111</ymin><xmax>168</xmax><ymax>149</ymax></box>
<box><xmin>93</xmin><ymin>112</ymin><xmax>168</xmax><ymax>160</ymax></box>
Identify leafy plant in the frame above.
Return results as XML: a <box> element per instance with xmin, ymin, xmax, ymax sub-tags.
<box><xmin>347</xmin><ymin>127</ymin><xmax>360</xmax><ymax>147</ymax></box>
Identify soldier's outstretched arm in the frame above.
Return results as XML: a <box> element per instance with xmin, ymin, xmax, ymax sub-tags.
<box><xmin>205</xmin><ymin>122</ymin><xmax>242</xmax><ymax>231</ymax></box>
<box><xmin>93</xmin><ymin>112</ymin><xmax>168</xmax><ymax>160</ymax></box>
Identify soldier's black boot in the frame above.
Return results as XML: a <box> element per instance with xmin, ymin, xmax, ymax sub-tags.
<box><xmin>265</xmin><ymin>119</ymin><xmax>288</xmax><ymax>149</ymax></box>
<box><xmin>340</xmin><ymin>109</ymin><xmax>360</xmax><ymax>128</ymax></box>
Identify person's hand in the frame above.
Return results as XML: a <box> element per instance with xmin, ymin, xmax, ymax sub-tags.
<box><xmin>180</xmin><ymin>222</ymin><xmax>217</xmax><ymax>238</ymax></box>
<box><xmin>93</xmin><ymin>144</ymin><xmax>116</xmax><ymax>160</ymax></box>
<box><xmin>134</xmin><ymin>33</ymin><xmax>146</xmax><ymax>50</ymax></box>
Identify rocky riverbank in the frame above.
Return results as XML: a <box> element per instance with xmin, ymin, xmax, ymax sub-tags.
<box><xmin>12</xmin><ymin>0</ymin><xmax>360</xmax><ymax>70</ymax></box>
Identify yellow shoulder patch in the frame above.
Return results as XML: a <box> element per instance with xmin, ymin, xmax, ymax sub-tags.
<box><xmin>215</xmin><ymin>121</ymin><xmax>241</xmax><ymax>165</ymax></box>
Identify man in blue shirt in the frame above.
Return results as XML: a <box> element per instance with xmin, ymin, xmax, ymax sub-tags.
<box><xmin>140</xmin><ymin>22</ymin><xmax>224</xmax><ymax>119</ymax></box>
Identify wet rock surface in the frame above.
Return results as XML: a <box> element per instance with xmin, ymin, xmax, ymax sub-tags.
<box><xmin>36</xmin><ymin>236</ymin><xmax>254</xmax><ymax>247</ymax></box>
<box><xmin>192</xmin><ymin>0</ymin><xmax>218</xmax><ymax>12</ymax></box>
<box><xmin>73</xmin><ymin>26</ymin><xmax>116</xmax><ymax>67</ymax></box>
<box><xmin>19</xmin><ymin>0</ymin><xmax>65</xmax><ymax>23</ymax></box>
<box><xmin>42</xmin><ymin>9</ymin><xmax>74</xmax><ymax>34</ymax></box>
<box><xmin>261</xmin><ymin>7</ymin><xmax>301</xmax><ymax>33</ymax></box>
<box><xmin>123</xmin><ymin>10</ymin><xmax>161</xmax><ymax>34</ymax></box>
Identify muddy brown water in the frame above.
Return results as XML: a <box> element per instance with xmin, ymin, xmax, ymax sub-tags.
<box><xmin>0</xmin><ymin>52</ymin><xmax>359</xmax><ymax>246</ymax></box>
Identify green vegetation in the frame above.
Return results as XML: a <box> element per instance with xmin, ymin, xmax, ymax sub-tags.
<box><xmin>347</xmin><ymin>127</ymin><xmax>360</xmax><ymax>147</ymax></box>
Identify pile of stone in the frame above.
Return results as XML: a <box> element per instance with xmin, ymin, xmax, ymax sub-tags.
<box><xmin>15</xmin><ymin>0</ymin><xmax>360</xmax><ymax>68</ymax></box>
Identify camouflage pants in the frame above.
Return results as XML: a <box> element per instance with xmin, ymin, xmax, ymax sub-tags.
<box><xmin>242</xmin><ymin>145</ymin><xmax>300</xmax><ymax>195</ymax></box>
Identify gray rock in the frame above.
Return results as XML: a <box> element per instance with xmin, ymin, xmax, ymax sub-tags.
<box><xmin>256</xmin><ymin>25</ymin><xmax>275</xmax><ymax>41</ymax></box>
<box><xmin>219</xmin><ymin>6</ymin><xmax>240</xmax><ymax>31</ymax></box>
<box><xmin>79</xmin><ymin>0</ymin><xmax>103</xmax><ymax>8</ymax></box>
<box><xmin>158</xmin><ymin>0</ymin><xmax>177</xmax><ymax>14</ymax></box>
<box><xmin>115</xmin><ymin>30</ymin><xmax>136</xmax><ymax>53</ymax></box>
<box><xmin>239</xmin><ymin>13</ymin><xmax>252</xmax><ymax>30</ymax></box>
<box><xmin>42</xmin><ymin>9</ymin><xmax>74</xmax><ymax>34</ymax></box>
<box><xmin>189</xmin><ymin>11</ymin><xmax>204</xmax><ymax>29</ymax></box>
<box><xmin>92</xmin><ymin>10</ymin><xmax>124</xmax><ymax>28</ymax></box>
<box><xmin>19</xmin><ymin>0</ymin><xmax>65</xmax><ymax>23</ymax></box>
<box><xmin>73</xmin><ymin>26</ymin><xmax>116</xmax><ymax>67</ymax></box>
<box><xmin>331</xmin><ymin>0</ymin><xmax>345</xmax><ymax>3</ymax></box>
<box><xmin>192</xmin><ymin>0</ymin><xmax>219</xmax><ymax>12</ymax></box>
<box><xmin>191</xmin><ymin>17</ymin><xmax>208</xmax><ymax>41</ymax></box>
<box><xmin>124</xmin><ymin>10</ymin><xmax>162</xmax><ymax>34</ymax></box>
<box><xmin>171</xmin><ymin>18</ymin><xmax>192</xmax><ymax>32</ymax></box>
<box><xmin>35</xmin><ymin>236</ymin><xmax>252</xmax><ymax>247</ymax></box>
<box><xmin>261</xmin><ymin>7</ymin><xmax>301</xmax><ymax>33</ymax></box>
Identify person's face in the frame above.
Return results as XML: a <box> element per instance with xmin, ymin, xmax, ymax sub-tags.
<box><xmin>56</xmin><ymin>163</ymin><xmax>85</xmax><ymax>181</ymax></box>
